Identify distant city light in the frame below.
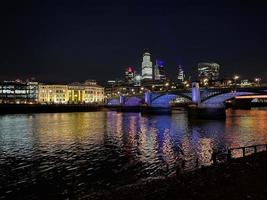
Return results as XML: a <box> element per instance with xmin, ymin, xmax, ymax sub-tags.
<box><xmin>254</xmin><ymin>77</ymin><xmax>261</xmax><ymax>84</ymax></box>
<box><xmin>233</xmin><ymin>75</ymin><xmax>240</xmax><ymax>80</ymax></box>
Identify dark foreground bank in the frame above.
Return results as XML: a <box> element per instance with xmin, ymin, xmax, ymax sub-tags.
<box><xmin>2</xmin><ymin>150</ymin><xmax>267</xmax><ymax>200</ymax></box>
<box><xmin>91</xmin><ymin>151</ymin><xmax>267</xmax><ymax>200</ymax></box>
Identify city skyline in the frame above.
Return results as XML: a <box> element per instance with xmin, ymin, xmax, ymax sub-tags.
<box><xmin>1</xmin><ymin>1</ymin><xmax>267</xmax><ymax>200</ymax></box>
<box><xmin>1</xmin><ymin>0</ymin><xmax>267</xmax><ymax>84</ymax></box>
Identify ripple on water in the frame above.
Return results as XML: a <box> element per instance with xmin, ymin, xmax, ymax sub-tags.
<box><xmin>1</xmin><ymin>110</ymin><xmax>267</xmax><ymax>198</ymax></box>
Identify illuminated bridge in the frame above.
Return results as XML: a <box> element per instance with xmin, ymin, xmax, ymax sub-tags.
<box><xmin>106</xmin><ymin>84</ymin><xmax>267</xmax><ymax>116</ymax></box>
<box><xmin>199</xmin><ymin>87</ymin><xmax>267</xmax><ymax>107</ymax></box>
<box><xmin>106</xmin><ymin>91</ymin><xmax>192</xmax><ymax>108</ymax></box>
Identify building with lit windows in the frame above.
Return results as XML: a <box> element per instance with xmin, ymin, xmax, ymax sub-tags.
<box><xmin>198</xmin><ymin>62</ymin><xmax>220</xmax><ymax>86</ymax></box>
<box><xmin>83</xmin><ymin>80</ymin><xmax>104</xmax><ymax>103</ymax></box>
<box><xmin>38</xmin><ymin>84</ymin><xmax>69</xmax><ymax>104</ymax></box>
<box><xmin>0</xmin><ymin>80</ymin><xmax>38</xmax><ymax>104</ymax></box>
<box><xmin>38</xmin><ymin>80</ymin><xmax>104</xmax><ymax>104</ymax></box>
<box><xmin>177</xmin><ymin>65</ymin><xmax>185</xmax><ymax>83</ymax></box>
<box><xmin>125</xmin><ymin>67</ymin><xmax>134</xmax><ymax>84</ymax></box>
<box><xmin>141</xmin><ymin>51</ymin><xmax>153</xmax><ymax>80</ymax></box>
<box><xmin>68</xmin><ymin>83</ymin><xmax>85</xmax><ymax>104</ymax></box>
<box><xmin>68</xmin><ymin>80</ymin><xmax>104</xmax><ymax>104</ymax></box>
<box><xmin>154</xmin><ymin>59</ymin><xmax>166</xmax><ymax>81</ymax></box>
<box><xmin>198</xmin><ymin>62</ymin><xmax>220</xmax><ymax>81</ymax></box>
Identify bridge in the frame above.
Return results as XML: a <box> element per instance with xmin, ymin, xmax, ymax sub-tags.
<box><xmin>106</xmin><ymin>83</ymin><xmax>267</xmax><ymax>117</ymax></box>
<box><xmin>106</xmin><ymin>91</ymin><xmax>192</xmax><ymax>108</ymax></box>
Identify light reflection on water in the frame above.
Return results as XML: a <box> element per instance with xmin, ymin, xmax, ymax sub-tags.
<box><xmin>1</xmin><ymin>109</ymin><xmax>267</xmax><ymax>197</ymax></box>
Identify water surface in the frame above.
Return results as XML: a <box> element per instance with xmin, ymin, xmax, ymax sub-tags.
<box><xmin>1</xmin><ymin>109</ymin><xmax>267</xmax><ymax>198</ymax></box>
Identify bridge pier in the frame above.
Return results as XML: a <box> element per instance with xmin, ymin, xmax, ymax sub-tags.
<box><xmin>188</xmin><ymin>82</ymin><xmax>227</xmax><ymax>119</ymax></box>
<box><xmin>141</xmin><ymin>91</ymin><xmax>173</xmax><ymax>114</ymax></box>
<box><xmin>192</xmin><ymin>82</ymin><xmax>200</xmax><ymax>105</ymax></box>
<box><xmin>119</xmin><ymin>95</ymin><xmax>126</xmax><ymax>105</ymax></box>
<box><xmin>144</xmin><ymin>91</ymin><xmax>151</xmax><ymax>106</ymax></box>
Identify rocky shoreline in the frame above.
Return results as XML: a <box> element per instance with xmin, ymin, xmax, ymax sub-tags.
<box><xmin>91</xmin><ymin>151</ymin><xmax>267</xmax><ymax>200</ymax></box>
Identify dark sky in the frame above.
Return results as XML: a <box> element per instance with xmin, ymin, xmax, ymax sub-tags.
<box><xmin>1</xmin><ymin>0</ymin><xmax>267</xmax><ymax>84</ymax></box>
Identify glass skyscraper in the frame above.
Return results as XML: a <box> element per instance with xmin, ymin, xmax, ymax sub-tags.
<box><xmin>198</xmin><ymin>62</ymin><xmax>220</xmax><ymax>81</ymax></box>
<box><xmin>154</xmin><ymin>59</ymin><xmax>166</xmax><ymax>81</ymax></box>
<box><xmin>177</xmin><ymin>65</ymin><xmax>185</xmax><ymax>83</ymax></box>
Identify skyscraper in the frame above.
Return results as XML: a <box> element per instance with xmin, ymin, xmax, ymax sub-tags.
<box><xmin>198</xmin><ymin>62</ymin><xmax>220</xmax><ymax>81</ymax></box>
<box><xmin>154</xmin><ymin>59</ymin><xmax>166</xmax><ymax>81</ymax></box>
<box><xmin>141</xmin><ymin>51</ymin><xmax>153</xmax><ymax>80</ymax></box>
<box><xmin>177</xmin><ymin>65</ymin><xmax>185</xmax><ymax>83</ymax></box>
<box><xmin>125</xmin><ymin>66</ymin><xmax>134</xmax><ymax>84</ymax></box>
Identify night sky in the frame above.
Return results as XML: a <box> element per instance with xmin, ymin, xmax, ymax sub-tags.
<box><xmin>1</xmin><ymin>0</ymin><xmax>267</xmax><ymax>84</ymax></box>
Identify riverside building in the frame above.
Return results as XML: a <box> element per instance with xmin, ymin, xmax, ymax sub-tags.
<box><xmin>0</xmin><ymin>80</ymin><xmax>38</xmax><ymax>104</ymax></box>
<box><xmin>38</xmin><ymin>84</ymin><xmax>69</xmax><ymax>104</ymax></box>
<box><xmin>68</xmin><ymin>80</ymin><xmax>104</xmax><ymax>103</ymax></box>
<box><xmin>38</xmin><ymin>80</ymin><xmax>104</xmax><ymax>104</ymax></box>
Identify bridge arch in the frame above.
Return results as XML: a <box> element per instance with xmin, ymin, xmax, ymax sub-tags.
<box><xmin>151</xmin><ymin>93</ymin><xmax>192</xmax><ymax>107</ymax></box>
<box><xmin>124</xmin><ymin>96</ymin><xmax>143</xmax><ymax>106</ymax></box>
<box><xmin>201</xmin><ymin>92</ymin><xmax>255</xmax><ymax>105</ymax></box>
<box><xmin>107</xmin><ymin>98</ymin><xmax>120</xmax><ymax>105</ymax></box>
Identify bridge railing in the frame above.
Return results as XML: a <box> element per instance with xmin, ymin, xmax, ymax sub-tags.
<box><xmin>212</xmin><ymin>143</ymin><xmax>267</xmax><ymax>164</ymax></box>
<box><xmin>228</xmin><ymin>144</ymin><xmax>267</xmax><ymax>158</ymax></box>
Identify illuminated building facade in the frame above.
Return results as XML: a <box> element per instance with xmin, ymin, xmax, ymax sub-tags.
<box><xmin>198</xmin><ymin>62</ymin><xmax>220</xmax><ymax>81</ymax></box>
<box><xmin>154</xmin><ymin>59</ymin><xmax>166</xmax><ymax>81</ymax></box>
<box><xmin>68</xmin><ymin>83</ymin><xmax>85</xmax><ymax>103</ymax></box>
<box><xmin>198</xmin><ymin>62</ymin><xmax>220</xmax><ymax>86</ymax></box>
<box><xmin>68</xmin><ymin>80</ymin><xmax>104</xmax><ymax>103</ymax></box>
<box><xmin>141</xmin><ymin>51</ymin><xmax>153</xmax><ymax>80</ymax></box>
<box><xmin>105</xmin><ymin>80</ymin><xmax>123</xmax><ymax>97</ymax></box>
<box><xmin>125</xmin><ymin>67</ymin><xmax>134</xmax><ymax>84</ymax></box>
<box><xmin>177</xmin><ymin>65</ymin><xmax>185</xmax><ymax>83</ymax></box>
<box><xmin>38</xmin><ymin>80</ymin><xmax>104</xmax><ymax>104</ymax></box>
<box><xmin>0</xmin><ymin>80</ymin><xmax>38</xmax><ymax>104</ymax></box>
<box><xmin>38</xmin><ymin>84</ymin><xmax>69</xmax><ymax>104</ymax></box>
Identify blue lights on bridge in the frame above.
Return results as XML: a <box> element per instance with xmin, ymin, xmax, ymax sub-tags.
<box><xmin>106</xmin><ymin>86</ymin><xmax>267</xmax><ymax>109</ymax></box>
<box><xmin>124</xmin><ymin>97</ymin><xmax>143</xmax><ymax>106</ymax></box>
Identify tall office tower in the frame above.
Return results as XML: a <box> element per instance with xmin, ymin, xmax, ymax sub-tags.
<box><xmin>125</xmin><ymin>66</ymin><xmax>134</xmax><ymax>84</ymax></box>
<box><xmin>154</xmin><ymin>59</ymin><xmax>166</xmax><ymax>81</ymax></box>
<box><xmin>153</xmin><ymin>59</ymin><xmax>160</xmax><ymax>80</ymax></box>
<box><xmin>154</xmin><ymin>63</ymin><xmax>160</xmax><ymax>81</ymax></box>
<box><xmin>141</xmin><ymin>51</ymin><xmax>153</xmax><ymax>80</ymax></box>
<box><xmin>198</xmin><ymin>62</ymin><xmax>220</xmax><ymax>81</ymax></box>
<box><xmin>177</xmin><ymin>65</ymin><xmax>185</xmax><ymax>83</ymax></box>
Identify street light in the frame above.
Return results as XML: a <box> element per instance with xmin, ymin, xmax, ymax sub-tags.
<box><xmin>233</xmin><ymin>75</ymin><xmax>240</xmax><ymax>81</ymax></box>
<box><xmin>203</xmin><ymin>78</ymin><xmax>209</xmax><ymax>86</ymax></box>
<box><xmin>254</xmin><ymin>77</ymin><xmax>261</xmax><ymax>86</ymax></box>
<box><xmin>233</xmin><ymin>75</ymin><xmax>240</xmax><ymax>86</ymax></box>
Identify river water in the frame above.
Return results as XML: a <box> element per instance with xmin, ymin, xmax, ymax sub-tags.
<box><xmin>1</xmin><ymin>109</ymin><xmax>267</xmax><ymax>199</ymax></box>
